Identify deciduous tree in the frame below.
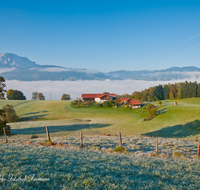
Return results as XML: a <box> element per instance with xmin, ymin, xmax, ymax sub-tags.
<box><xmin>61</xmin><ymin>94</ymin><xmax>71</xmax><ymax>100</ymax></box>
<box><xmin>0</xmin><ymin>76</ymin><xmax>7</xmax><ymax>99</ymax></box>
<box><xmin>37</xmin><ymin>93</ymin><xmax>45</xmax><ymax>100</ymax></box>
<box><xmin>2</xmin><ymin>104</ymin><xmax>19</xmax><ymax>123</ymax></box>
<box><xmin>7</xmin><ymin>89</ymin><xmax>26</xmax><ymax>100</ymax></box>
<box><xmin>32</xmin><ymin>92</ymin><xmax>38</xmax><ymax>100</ymax></box>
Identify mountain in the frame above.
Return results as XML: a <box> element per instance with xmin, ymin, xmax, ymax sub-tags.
<box><xmin>0</xmin><ymin>53</ymin><xmax>200</xmax><ymax>81</ymax></box>
<box><xmin>106</xmin><ymin>66</ymin><xmax>200</xmax><ymax>81</ymax></box>
<box><xmin>0</xmin><ymin>53</ymin><xmax>108</xmax><ymax>81</ymax></box>
<box><xmin>0</xmin><ymin>53</ymin><xmax>38</xmax><ymax>68</ymax></box>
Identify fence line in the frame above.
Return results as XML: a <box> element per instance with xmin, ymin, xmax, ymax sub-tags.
<box><xmin>2</xmin><ymin>127</ymin><xmax>200</xmax><ymax>157</ymax></box>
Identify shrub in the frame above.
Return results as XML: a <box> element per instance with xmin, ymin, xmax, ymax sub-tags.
<box><xmin>0</xmin><ymin>109</ymin><xmax>11</xmax><ymax>136</ymax></box>
<box><xmin>0</xmin><ymin>120</ymin><xmax>10</xmax><ymax>136</ymax></box>
<box><xmin>114</xmin><ymin>146</ymin><xmax>126</xmax><ymax>153</ymax></box>
<box><xmin>173</xmin><ymin>152</ymin><xmax>184</xmax><ymax>157</ymax></box>
<box><xmin>2</xmin><ymin>104</ymin><xmax>19</xmax><ymax>123</ymax></box>
<box><xmin>144</xmin><ymin>103</ymin><xmax>157</xmax><ymax>121</ymax></box>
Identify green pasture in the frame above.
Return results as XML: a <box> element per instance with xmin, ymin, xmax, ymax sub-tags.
<box><xmin>0</xmin><ymin>98</ymin><xmax>200</xmax><ymax>138</ymax></box>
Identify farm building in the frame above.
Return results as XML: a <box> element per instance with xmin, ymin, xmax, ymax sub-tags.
<box><xmin>119</xmin><ymin>98</ymin><xmax>141</xmax><ymax>109</ymax></box>
<box><xmin>82</xmin><ymin>93</ymin><xmax>116</xmax><ymax>103</ymax></box>
<box><xmin>129</xmin><ymin>99</ymin><xmax>141</xmax><ymax>109</ymax></box>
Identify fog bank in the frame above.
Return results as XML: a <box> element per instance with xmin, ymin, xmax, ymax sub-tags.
<box><xmin>5</xmin><ymin>77</ymin><xmax>200</xmax><ymax>100</ymax></box>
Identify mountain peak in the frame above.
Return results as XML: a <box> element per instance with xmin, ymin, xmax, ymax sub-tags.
<box><xmin>0</xmin><ymin>53</ymin><xmax>38</xmax><ymax>68</ymax></box>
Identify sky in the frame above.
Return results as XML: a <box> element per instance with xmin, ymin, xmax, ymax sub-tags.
<box><xmin>0</xmin><ymin>1</ymin><xmax>200</xmax><ymax>72</ymax></box>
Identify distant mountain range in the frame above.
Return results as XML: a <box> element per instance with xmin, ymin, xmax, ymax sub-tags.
<box><xmin>0</xmin><ymin>53</ymin><xmax>200</xmax><ymax>81</ymax></box>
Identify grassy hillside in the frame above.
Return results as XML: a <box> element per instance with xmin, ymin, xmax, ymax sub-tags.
<box><xmin>0</xmin><ymin>98</ymin><xmax>200</xmax><ymax>138</ymax></box>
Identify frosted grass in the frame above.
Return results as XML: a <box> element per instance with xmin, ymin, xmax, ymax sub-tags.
<box><xmin>0</xmin><ymin>142</ymin><xmax>200</xmax><ymax>189</ymax></box>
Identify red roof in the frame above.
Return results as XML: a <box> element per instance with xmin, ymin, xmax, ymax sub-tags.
<box><xmin>98</xmin><ymin>94</ymin><xmax>116</xmax><ymax>99</ymax></box>
<box><xmin>82</xmin><ymin>94</ymin><xmax>116</xmax><ymax>99</ymax></box>
<box><xmin>119</xmin><ymin>98</ymin><xmax>130</xmax><ymax>102</ymax></box>
<box><xmin>129</xmin><ymin>99</ymin><xmax>141</xmax><ymax>106</ymax></box>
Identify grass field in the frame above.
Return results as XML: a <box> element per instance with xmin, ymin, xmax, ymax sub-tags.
<box><xmin>1</xmin><ymin>99</ymin><xmax>200</xmax><ymax>189</ymax></box>
<box><xmin>0</xmin><ymin>143</ymin><xmax>200</xmax><ymax>190</ymax></box>
<box><xmin>0</xmin><ymin>98</ymin><xmax>200</xmax><ymax>138</ymax></box>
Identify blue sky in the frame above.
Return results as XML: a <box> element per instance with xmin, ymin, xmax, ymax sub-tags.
<box><xmin>0</xmin><ymin>0</ymin><xmax>200</xmax><ymax>72</ymax></box>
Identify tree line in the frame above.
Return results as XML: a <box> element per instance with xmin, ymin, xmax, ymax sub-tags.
<box><xmin>131</xmin><ymin>81</ymin><xmax>200</xmax><ymax>101</ymax></box>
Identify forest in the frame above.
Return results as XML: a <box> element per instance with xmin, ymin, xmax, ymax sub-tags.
<box><xmin>130</xmin><ymin>81</ymin><xmax>200</xmax><ymax>101</ymax></box>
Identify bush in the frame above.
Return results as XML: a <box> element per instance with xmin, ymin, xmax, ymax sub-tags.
<box><xmin>0</xmin><ymin>110</ymin><xmax>10</xmax><ymax>136</ymax></box>
<box><xmin>71</xmin><ymin>100</ymin><xmax>120</xmax><ymax>108</ymax></box>
<box><xmin>2</xmin><ymin>104</ymin><xmax>19</xmax><ymax>123</ymax></box>
<box><xmin>144</xmin><ymin>103</ymin><xmax>157</xmax><ymax>121</ymax></box>
<box><xmin>114</xmin><ymin>146</ymin><xmax>126</xmax><ymax>153</ymax></box>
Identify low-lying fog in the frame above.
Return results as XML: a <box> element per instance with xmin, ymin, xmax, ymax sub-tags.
<box><xmin>5</xmin><ymin>77</ymin><xmax>200</xmax><ymax>100</ymax></box>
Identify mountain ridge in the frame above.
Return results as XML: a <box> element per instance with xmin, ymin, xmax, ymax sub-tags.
<box><xmin>0</xmin><ymin>53</ymin><xmax>200</xmax><ymax>81</ymax></box>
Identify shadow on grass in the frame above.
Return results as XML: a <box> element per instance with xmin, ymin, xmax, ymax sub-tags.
<box><xmin>142</xmin><ymin>119</ymin><xmax>200</xmax><ymax>138</ymax></box>
<box><xmin>156</xmin><ymin>108</ymin><xmax>167</xmax><ymax>115</ymax></box>
<box><xmin>20</xmin><ymin>110</ymin><xmax>49</xmax><ymax>116</ymax></box>
<box><xmin>19</xmin><ymin>114</ymin><xmax>49</xmax><ymax>121</ymax></box>
<box><xmin>19</xmin><ymin>110</ymin><xmax>49</xmax><ymax>121</ymax></box>
<box><xmin>13</xmin><ymin>101</ymin><xmax>32</xmax><ymax>108</ymax></box>
<box><xmin>11</xmin><ymin>123</ymin><xmax>111</xmax><ymax>135</ymax></box>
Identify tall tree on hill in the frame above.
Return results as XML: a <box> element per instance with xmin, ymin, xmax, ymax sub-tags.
<box><xmin>0</xmin><ymin>76</ymin><xmax>6</xmax><ymax>99</ymax></box>
<box><xmin>152</xmin><ymin>85</ymin><xmax>164</xmax><ymax>100</ymax></box>
<box><xmin>132</xmin><ymin>91</ymin><xmax>142</xmax><ymax>100</ymax></box>
<box><xmin>163</xmin><ymin>84</ymin><xmax>169</xmax><ymax>100</ymax></box>
<box><xmin>37</xmin><ymin>93</ymin><xmax>45</xmax><ymax>100</ymax></box>
<box><xmin>169</xmin><ymin>84</ymin><xmax>176</xmax><ymax>99</ymax></box>
<box><xmin>61</xmin><ymin>94</ymin><xmax>71</xmax><ymax>100</ymax></box>
<box><xmin>190</xmin><ymin>81</ymin><xmax>197</xmax><ymax>98</ymax></box>
<box><xmin>7</xmin><ymin>89</ymin><xmax>26</xmax><ymax>100</ymax></box>
<box><xmin>197</xmin><ymin>84</ymin><xmax>200</xmax><ymax>97</ymax></box>
<box><xmin>176</xmin><ymin>83</ymin><xmax>181</xmax><ymax>99</ymax></box>
<box><xmin>183</xmin><ymin>81</ymin><xmax>190</xmax><ymax>98</ymax></box>
<box><xmin>32</xmin><ymin>92</ymin><xmax>38</xmax><ymax>100</ymax></box>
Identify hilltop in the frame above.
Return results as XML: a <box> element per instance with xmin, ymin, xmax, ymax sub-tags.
<box><xmin>0</xmin><ymin>98</ymin><xmax>199</xmax><ymax>138</ymax></box>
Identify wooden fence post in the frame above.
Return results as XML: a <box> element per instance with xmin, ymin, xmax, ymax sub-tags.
<box><xmin>80</xmin><ymin>131</ymin><xmax>83</xmax><ymax>147</ymax></box>
<box><xmin>119</xmin><ymin>132</ymin><xmax>122</xmax><ymax>148</ymax></box>
<box><xmin>196</xmin><ymin>134</ymin><xmax>198</xmax><ymax>142</ymax></box>
<box><xmin>46</xmin><ymin>126</ymin><xmax>50</xmax><ymax>141</ymax></box>
<box><xmin>156</xmin><ymin>138</ymin><xmax>158</xmax><ymax>155</ymax></box>
<box><xmin>197</xmin><ymin>137</ymin><xmax>200</xmax><ymax>157</ymax></box>
<box><xmin>3</xmin><ymin>128</ymin><xmax>7</xmax><ymax>143</ymax></box>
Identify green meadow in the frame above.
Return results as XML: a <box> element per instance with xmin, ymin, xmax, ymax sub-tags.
<box><xmin>0</xmin><ymin>98</ymin><xmax>200</xmax><ymax>138</ymax></box>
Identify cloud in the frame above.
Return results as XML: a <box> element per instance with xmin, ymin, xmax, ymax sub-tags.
<box><xmin>0</xmin><ymin>67</ymin><xmax>16</xmax><ymax>73</ymax></box>
<box><xmin>5</xmin><ymin>77</ymin><xmax>200</xmax><ymax>100</ymax></box>
<box><xmin>30</xmin><ymin>67</ymin><xmax>100</xmax><ymax>73</ymax></box>
<box><xmin>148</xmin><ymin>71</ymin><xmax>200</xmax><ymax>76</ymax></box>
<box><xmin>38</xmin><ymin>67</ymin><xmax>70</xmax><ymax>72</ymax></box>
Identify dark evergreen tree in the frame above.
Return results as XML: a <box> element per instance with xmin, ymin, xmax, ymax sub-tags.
<box><xmin>197</xmin><ymin>84</ymin><xmax>200</xmax><ymax>97</ymax></box>
<box><xmin>163</xmin><ymin>84</ymin><xmax>169</xmax><ymax>100</ymax></box>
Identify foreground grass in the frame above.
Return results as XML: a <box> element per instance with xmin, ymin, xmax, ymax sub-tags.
<box><xmin>0</xmin><ymin>143</ymin><xmax>200</xmax><ymax>189</ymax></box>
